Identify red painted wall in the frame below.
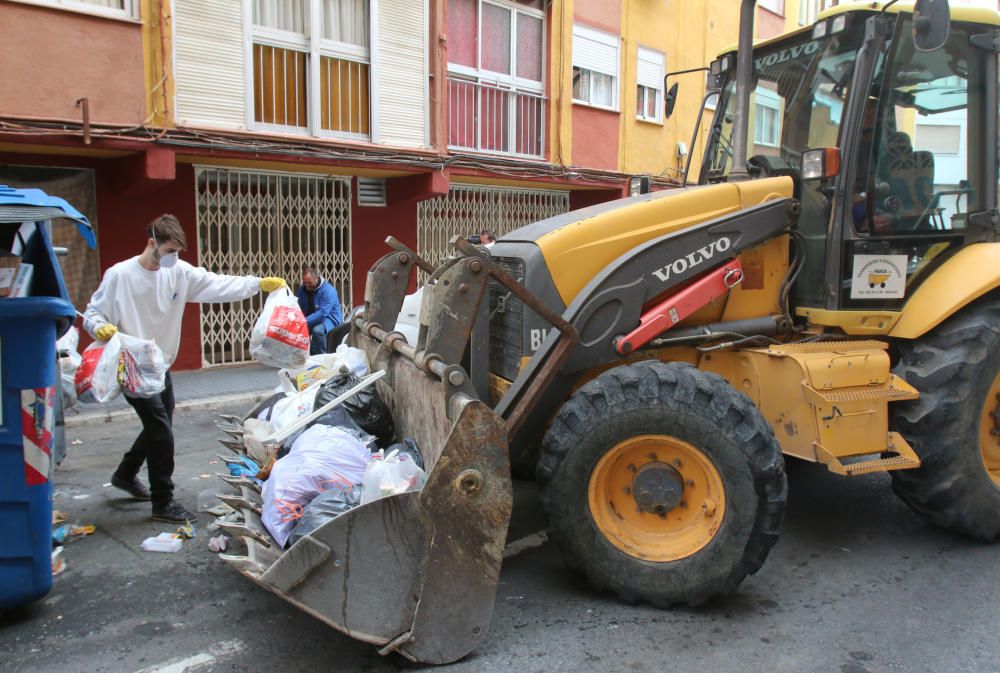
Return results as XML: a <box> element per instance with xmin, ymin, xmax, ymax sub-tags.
<box><xmin>571</xmin><ymin>106</ymin><xmax>620</xmax><ymax>171</ymax></box>
<box><xmin>0</xmin><ymin>4</ymin><xmax>146</xmax><ymax>125</ymax></box>
<box><xmin>0</xmin><ymin>151</ymin><xmax>202</xmax><ymax>368</ymax></box>
<box><xmin>756</xmin><ymin>7</ymin><xmax>786</xmax><ymax>39</ymax></box>
<box><xmin>349</xmin><ymin>185</ymin><xmax>420</xmax><ymax>306</ymax></box>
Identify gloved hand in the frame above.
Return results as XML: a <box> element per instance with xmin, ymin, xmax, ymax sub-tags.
<box><xmin>95</xmin><ymin>324</ymin><xmax>118</xmax><ymax>341</ymax></box>
<box><xmin>260</xmin><ymin>277</ymin><xmax>287</xmax><ymax>292</ymax></box>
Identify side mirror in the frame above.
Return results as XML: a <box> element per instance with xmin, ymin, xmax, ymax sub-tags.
<box><xmin>664</xmin><ymin>82</ymin><xmax>679</xmax><ymax>119</ymax></box>
<box><xmin>913</xmin><ymin>0</ymin><xmax>950</xmax><ymax>52</ymax></box>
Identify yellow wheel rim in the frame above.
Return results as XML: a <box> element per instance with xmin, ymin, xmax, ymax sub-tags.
<box><xmin>979</xmin><ymin>372</ymin><xmax>1000</xmax><ymax>487</ymax></box>
<box><xmin>587</xmin><ymin>434</ymin><xmax>726</xmax><ymax>563</ymax></box>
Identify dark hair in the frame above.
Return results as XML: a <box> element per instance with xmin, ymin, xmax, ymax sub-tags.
<box><xmin>303</xmin><ymin>265</ymin><xmax>319</xmax><ymax>277</ymax></box>
<box><xmin>147</xmin><ymin>214</ymin><xmax>187</xmax><ymax>250</ymax></box>
<box><xmin>482</xmin><ymin>230</ymin><xmax>497</xmax><ymax>242</ymax></box>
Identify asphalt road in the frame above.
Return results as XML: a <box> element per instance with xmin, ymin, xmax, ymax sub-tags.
<box><xmin>2</xmin><ymin>406</ymin><xmax>998</xmax><ymax>673</ymax></box>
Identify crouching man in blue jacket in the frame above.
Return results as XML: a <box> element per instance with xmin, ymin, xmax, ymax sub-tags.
<box><xmin>295</xmin><ymin>265</ymin><xmax>343</xmax><ymax>354</ymax></box>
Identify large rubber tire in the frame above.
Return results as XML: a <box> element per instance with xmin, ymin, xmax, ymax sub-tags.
<box><xmin>536</xmin><ymin>361</ymin><xmax>786</xmax><ymax>607</ymax></box>
<box><xmin>891</xmin><ymin>299</ymin><xmax>1000</xmax><ymax>540</ymax></box>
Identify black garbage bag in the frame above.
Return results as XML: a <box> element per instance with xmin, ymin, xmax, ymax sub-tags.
<box><xmin>314</xmin><ymin>373</ymin><xmax>394</xmax><ymax>445</ymax></box>
<box><xmin>288</xmin><ymin>484</ymin><xmax>363</xmax><ymax>546</ymax></box>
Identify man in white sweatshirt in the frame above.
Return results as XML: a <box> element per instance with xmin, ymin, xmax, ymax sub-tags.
<box><xmin>84</xmin><ymin>214</ymin><xmax>287</xmax><ymax>523</ymax></box>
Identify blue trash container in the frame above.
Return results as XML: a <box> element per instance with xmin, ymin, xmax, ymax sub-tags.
<box><xmin>0</xmin><ymin>186</ymin><xmax>95</xmax><ymax>609</ymax></box>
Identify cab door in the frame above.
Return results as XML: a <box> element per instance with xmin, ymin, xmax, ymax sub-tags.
<box><xmin>838</xmin><ymin>14</ymin><xmax>997</xmax><ymax>311</ymax></box>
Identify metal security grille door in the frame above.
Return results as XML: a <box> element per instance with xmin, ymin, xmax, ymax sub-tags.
<box><xmin>416</xmin><ymin>185</ymin><xmax>569</xmax><ymax>279</ymax></box>
<box><xmin>196</xmin><ymin>167</ymin><xmax>352</xmax><ymax>366</ymax></box>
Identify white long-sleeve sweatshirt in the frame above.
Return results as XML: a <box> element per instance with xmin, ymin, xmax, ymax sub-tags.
<box><xmin>83</xmin><ymin>257</ymin><xmax>260</xmax><ymax>366</ymax></box>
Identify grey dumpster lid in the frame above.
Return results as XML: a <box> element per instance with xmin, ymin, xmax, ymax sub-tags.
<box><xmin>0</xmin><ymin>185</ymin><xmax>96</xmax><ymax>249</ymax></box>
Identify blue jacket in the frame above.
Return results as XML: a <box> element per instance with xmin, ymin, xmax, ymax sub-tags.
<box><xmin>295</xmin><ymin>279</ymin><xmax>343</xmax><ymax>331</ymax></box>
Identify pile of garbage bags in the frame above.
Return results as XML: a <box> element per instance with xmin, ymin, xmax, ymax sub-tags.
<box><xmin>217</xmin><ymin>345</ymin><xmax>426</xmax><ymax>549</ymax></box>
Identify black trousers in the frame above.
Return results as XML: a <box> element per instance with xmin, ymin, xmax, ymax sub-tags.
<box><xmin>116</xmin><ymin>371</ymin><xmax>175</xmax><ymax>506</ymax></box>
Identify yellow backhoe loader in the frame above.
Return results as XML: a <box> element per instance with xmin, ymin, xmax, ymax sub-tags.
<box><xmin>211</xmin><ymin>0</ymin><xmax>1000</xmax><ymax>664</ymax></box>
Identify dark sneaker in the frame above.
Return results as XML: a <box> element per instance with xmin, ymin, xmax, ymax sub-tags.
<box><xmin>110</xmin><ymin>475</ymin><xmax>151</xmax><ymax>500</ymax></box>
<box><xmin>151</xmin><ymin>500</ymin><xmax>197</xmax><ymax>524</ymax></box>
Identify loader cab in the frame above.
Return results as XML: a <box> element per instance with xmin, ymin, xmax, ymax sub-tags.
<box><xmin>700</xmin><ymin>4</ymin><xmax>999</xmax><ymax>313</ymax></box>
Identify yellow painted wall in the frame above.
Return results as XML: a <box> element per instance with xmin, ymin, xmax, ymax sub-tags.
<box><xmin>619</xmin><ymin>1</ymin><xmax>740</xmax><ymax>182</ymax></box>
<box><xmin>548</xmin><ymin>1</ymin><xmax>741</xmax><ymax>181</ymax></box>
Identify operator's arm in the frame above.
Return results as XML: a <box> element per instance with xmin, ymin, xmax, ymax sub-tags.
<box><xmin>183</xmin><ymin>262</ymin><xmax>261</xmax><ymax>303</ymax></box>
<box><xmin>82</xmin><ymin>268</ymin><xmax>119</xmax><ymax>339</ymax></box>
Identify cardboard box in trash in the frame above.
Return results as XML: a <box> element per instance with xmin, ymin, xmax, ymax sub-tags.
<box><xmin>0</xmin><ymin>252</ymin><xmax>20</xmax><ymax>297</ymax></box>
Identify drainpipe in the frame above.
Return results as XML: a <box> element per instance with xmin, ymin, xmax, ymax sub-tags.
<box><xmin>729</xmin><ymin>0</ymin><xmax>757</xmax><ymax>181</ymax></box>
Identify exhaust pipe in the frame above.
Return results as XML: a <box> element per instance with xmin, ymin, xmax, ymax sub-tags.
<box><xmin>730</xmin><ymin>0</ymin><xmax>757</xmax><ymax>181</ymax></box>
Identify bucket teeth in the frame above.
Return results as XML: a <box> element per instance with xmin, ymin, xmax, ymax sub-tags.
<box><xmin>217</xmin><ymin>493</ymin><xmax>263</xmax><ymax>516</ymax></box>
<box><xmin>218</xmin><ymin>414</ymin><xmax>243</xmax><ymax>425</ymax></box>
<box><xmin>217</xmin><ymin>438</ymin><xmax>246</xmax><ymax>453</ymax></box>
<box><xmin>217</xmin><ymin>473</ymin><xmax>262</xmax><ymax>494</ymax></box>
<box><xmin>218</xmin><ymin>553</ymin><xmax>264</xmax><ymax>575</ymax></box>
<box><xmin>218</xmin><ymin>426</ymin><xmax>244</xmax><ymax>440</ymax></box>
<box><xmin>216</xmin><ymin>520</ymin><xmax>274</xmax><ymax>548</ymax></box>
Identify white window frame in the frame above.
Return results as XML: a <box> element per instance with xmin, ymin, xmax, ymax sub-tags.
<box><xmin>759</xmin><ymin>0</ymin><xmax>784</xmax><ymax>15</ymax></box>
<box><xmin>446</xmin><ymin>0</ymin><xmax>546</xmax><ymax>96</ymax></box>
<box><xmin>753</xmin><ymin>86</ymin><xmax>782</xmax><ymax>148</ymax></box>
<box><xmin>572</xmin><ymin>23</ymin><xmax>620</xmax><ymax>111</ymax></box>
<box><xmin>7</xmin><ymin>0</ymin><xmax>137</xmax><ymax>21</ymax></box>
<box><xmin>636</xmin><ymin>45</ymin><xmax>664</xmax><ymax>123</ymax></box>
<box><xmin>245</xmin><ymin>0</ymin><xmax>374</xmax><ymax>140</ymax></box>
<box><xmin>798</xmin><ymin>0</ymin><xmax>819</xmax><ymax>25</ymax></box>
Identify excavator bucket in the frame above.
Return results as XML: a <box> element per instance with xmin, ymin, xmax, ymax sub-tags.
<box><xmin>210</xmin><ymin>241</ymin><xmax>513</xmax><ymax>664</ymax></box>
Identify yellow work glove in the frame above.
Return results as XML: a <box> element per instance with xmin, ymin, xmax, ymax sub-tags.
<box><xmin>260</xmin><ymin>277</ymin><xmax>287</xmax><ymax>293</ymax></box>
<box><xmin>95</xmin><ymin>324</ymin><xmax>118</xmax><ymax>341</ymax></box>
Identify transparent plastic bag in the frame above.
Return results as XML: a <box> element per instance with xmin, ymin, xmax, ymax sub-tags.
<box><xmin>118</xmin><ymin>334</ymin><xmax>167</xmax><ymax>399</ymax></box>
<box><xmin>57</xmin><ymin>327</ymin><xmax>82</xmax><ymax>409</ymax></box>
<box><xmin>250</xmin><ymin>288</ymin><xmax>310</xmax><ymax>369</ymax></box>
<box><xmin>360</xmin><ymin>448</ymin><xmax>427</xmax><ymax>505</ymax></box>
<box><xmin>74</xmin><ymin>334</ymin><xmax>122</xmax><ymax>404</ymax></box>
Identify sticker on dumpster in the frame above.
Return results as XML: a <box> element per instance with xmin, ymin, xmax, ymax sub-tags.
<box><xmin>21</xmin><ymin>387</ymin><xmax>53</xmax><ymax>486</ymax></box>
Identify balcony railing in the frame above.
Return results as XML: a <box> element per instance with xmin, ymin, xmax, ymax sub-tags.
<box><xmin>448</xmin><ymin>76</ymin><xmax>545</xmax><ymax>158</ymax></box>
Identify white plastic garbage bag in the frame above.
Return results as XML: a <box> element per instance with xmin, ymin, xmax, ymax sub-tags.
<box><xmin>360</xmin><ymin>448</ymin><xmax>427</xmax><ymax>505</ymax></box>
<box><xmin>250</xmin><ymin>288</ymin><xmax>310</xmax><ymax>369</ymax></box>
<box><xmin>269</xmin><ymin>382</ymin><xmax>321</xmax><ymax>431</ymax></box>
<box><xmin>57</xmin><ymin>327</ymin><xmax>82</xmax><ymax>409</ymax></box>
<box><xmin>335</xmin><ymin>344</ymin><xmax>368</xmax><ymax>377</ymax></box>
<box><xmin>118</xmin><ymin>334</ymin><xmax>168</xmax><ymax>398</ymax></box>
<box><xmin>74</xmin><ymin>334</ymin><xmax>123</xmax><ymax>404</ymax></box>
<box><xmin>242</xmin><ymin>417</ymin><xmax>276</xmax><ymax>465</ymax></box>
<box><xmin>261</xmin><ymin>424</ymin><xmax>371</xmax><ymax>547</ymax></box>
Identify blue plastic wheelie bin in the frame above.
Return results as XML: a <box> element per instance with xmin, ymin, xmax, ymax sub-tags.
<box><xmin>0</xmin><ymin>185</ymin><xmax>95</xmax><ymax>609</ymax></box>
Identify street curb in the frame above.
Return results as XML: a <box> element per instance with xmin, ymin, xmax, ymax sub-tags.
<box><xmin>65</xmin><ymin>391</ymin><xmax>271</xmax><ymax>428</ymax></box>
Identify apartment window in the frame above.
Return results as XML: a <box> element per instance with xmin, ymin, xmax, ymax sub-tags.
<box><xmin>17</xmin><ymin>0</ymin><xmax>137</xmax><ymax>20</ymax></box>
<box><xmin>636</xmin><ymin>46</ymin><xmax>664</xmax><ymax>122</ymax></box>
<box><xmin>251</xmin><ymin>0</ymin><xmax>371</xmax><ymax>138</ymax></box>
<box><xmin>447</xmin><ymin>0</ymin><xmax>547</xmax><ymax>157</ymax></box>
<box><xmin>759</xmin><ymin>0</ymin><xmax>784</xmax><ymax>15</ymax></box>
<box><xmin>573</xmin><ymin>24</ymin><xmax>619</xmax><ymax>110</ymax></box>
<box><xmin>753</xmin><ymin>87</ymin><xmax>782</xmax><ymax>147</ymax></box>
<box><xmin>798</xmin><ymin>0</ymin><xmax>819</xmax><ymax>25</ymax></box>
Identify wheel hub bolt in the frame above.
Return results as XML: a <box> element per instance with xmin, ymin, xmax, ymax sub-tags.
<box><xmin>631</xmin><ymin>462</ymin><xmax>685</xmax><ymax>515</ymax></box>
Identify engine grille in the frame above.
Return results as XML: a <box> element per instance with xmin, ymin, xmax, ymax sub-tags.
<box><xmin>488</xmin><ymin>257</ymin><xmax>525</xmax><ymax>382</ymax></box>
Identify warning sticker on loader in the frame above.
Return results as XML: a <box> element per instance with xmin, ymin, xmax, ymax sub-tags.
<box><xmin>850</xmin><ymin>255</ymin><xmax>908</xmax><ymax>299</ymax></box>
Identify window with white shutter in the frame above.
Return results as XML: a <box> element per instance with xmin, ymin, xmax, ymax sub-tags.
<box><xmin>572</xmin><ymin>24</ymin><xmax>620</xmax><ymax>111</ymax></box>
<box><xmin>250</xmin><ymin>0</ymin><xmax>371</xmax><ymax>139</ymax></box>
<box><xmin>636</xmin><ymin>46</ymin><xmax>663</xmax><ymax>122</ymax></box>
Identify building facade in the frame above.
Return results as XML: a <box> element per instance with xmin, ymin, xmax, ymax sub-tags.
<box><xmin>1</xmin><ymin>0</ymin><xmax>747</xmax><ymax>369</ymax></box>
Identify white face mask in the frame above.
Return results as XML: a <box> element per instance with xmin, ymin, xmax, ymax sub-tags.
<box><xmin>158</xmin><ymin>251</ymin><xmax>179</xmax><ymax>268</ymax></box>
<box><xmin>152</xmin><ymin>233</ymin><xmax>180</xmax><ymax>269</ymax></box>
